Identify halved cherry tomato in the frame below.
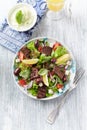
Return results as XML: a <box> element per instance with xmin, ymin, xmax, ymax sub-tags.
<box><xmin>53</xmin><ymin>42</ymin><xmax>61</xmax><ymax>51</ymax></box>
<box><xmin>18</xmin><ymin>51</ymin><xmax>24</xmax><ymax>61</ymax></box>
<box><xmin>18</xmin><ymin>79</ymin><xmax>27</xmax><ymax>87</ymax></box>
<box><xmin>38</xmin><ymin>46</ymin><xmax>42</xmax><ymax>52</ymax></box>
<box><xmin>56</xmin><ymin>84</ymin><xmax>63</xmax><ymax>89</ymax></box>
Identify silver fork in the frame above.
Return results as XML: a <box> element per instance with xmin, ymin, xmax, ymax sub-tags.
<box><xmin>47</xmin><ymin>68</ymin><xmax>85</xmax><ymax>124</ymax></box>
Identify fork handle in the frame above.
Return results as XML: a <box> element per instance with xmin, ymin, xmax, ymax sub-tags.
<box><xmin>47</xmin><ymin>68</ymin><xmax>85</xmax><ymax>124</ymax></box>
<box><xmin>47</xmin><ymin>90</ymin><xmax>70</xmax><ymax>124</ymax></box>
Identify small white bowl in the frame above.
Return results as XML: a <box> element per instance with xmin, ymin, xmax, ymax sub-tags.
<box><xmin>7</xmin><ymin>3</ymin><xmax>37</xmax><ymax>32</ymax></box>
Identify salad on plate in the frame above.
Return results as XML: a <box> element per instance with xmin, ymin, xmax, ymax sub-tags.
<box><xmin>13</xmin><ymin>38</ymin><xmax>75</xmax><ymax>99</ymax></box>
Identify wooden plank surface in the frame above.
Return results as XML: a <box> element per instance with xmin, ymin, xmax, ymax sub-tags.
<box><xmin>0</xmin><ymin>0</ymin><xmax>87</xmax><ymax>130</ymax></box>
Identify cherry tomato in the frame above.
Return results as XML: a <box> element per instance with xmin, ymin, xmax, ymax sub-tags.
<box><xmin>18</xmin><ymin>79</ymin><xmax>27</xmax><ymax>87</ymax></box>
<box><xmin>38</xmin><ymin>46</ymin><xmax>42</xmax><ymax>52</ymax></box>
<box><xmin>53</xmin><ymin>42</ymin><xmax>61</xmax><ymax>51</ymax></box>
<box><xmin>56</xmin><ymin>84</ymin><xmax>63</xmax><ymax>89</ymax></box>
<box><xmin>18</xmin><ymin>51</ymin><xmax>24</xmax><ymax>61</ymax></box>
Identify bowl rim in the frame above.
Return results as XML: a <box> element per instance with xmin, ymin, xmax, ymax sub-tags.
<box><xmin>12</xmin><ymin>37</ymin><xmax>76</xmax><ymax>101</ymax></box>
<box><xmin>7</xmin><ymin>3</ymin><xmax>37</xmax><ymax>32</ymax></box>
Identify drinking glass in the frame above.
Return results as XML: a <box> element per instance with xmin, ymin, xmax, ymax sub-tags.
<box><xmin>46</xmin><ymin>0</ymin><xmax>66</xmax><ymax>20</ymax></box>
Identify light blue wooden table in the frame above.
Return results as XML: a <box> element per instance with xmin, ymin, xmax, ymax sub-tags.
<box><xmin>0</xmin><ymin>0</ymin><xmax>87</xmax><ymax>130</ymax></box>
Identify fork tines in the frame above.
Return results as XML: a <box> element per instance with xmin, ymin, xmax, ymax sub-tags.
<box><xmin>73</xmin><ymin>68</ymin><xmax>85</xmax><ymax>85</ymax></box>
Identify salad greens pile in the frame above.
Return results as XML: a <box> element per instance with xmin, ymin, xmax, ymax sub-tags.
<box><xmin>14</xmin><ymin>39</ymin><xmax>71</xmax><ymax>99</ymax></box>
<box><xmin>51</xmin><ymin>46</ymin><xmax>67</xmax><ymax>58</ymax></box>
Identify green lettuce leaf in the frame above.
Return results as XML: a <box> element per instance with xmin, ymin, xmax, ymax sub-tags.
<box><xmin>52</xmin><ymin>46</ymin><xmax>67</xmax><ymax>58</ymax></box>
<box><xmin>19</xmin><ymin>63</ymin><xmax>28</xmax><ymax>70</ymax></box>
<box><xmin>27</xmin><ymin>41</ymin><xmax>36</xmax><ymax>51</ymax></box>
<box><xmin>32</xmin><ymin>83</ymin><xmax>38</xmax><ymax>89</ymax></box>
<box><xmin>19</xmin><ymin>68</ymin><xmax>30</xmax><ymax>79</ymax></box>
<box><xmin>39</xmin><ymin>54</ymin><xmax>51</xmax><ymax>63</ymax></box>
<box><xmin>27</xmin><ymin>41</ymin><xmax>40</xmax><ymax>58</ymax></box>
<box><xmin>28</xmin><ymin>82</ymin><xmax>38</xmax><ymax>96</ymax></box>
<box><xmin>28</xmin><ymin>89</ymin><xmax>37</xmax><ymax>96</ymax></box>
<box><xmin>46</xmin><ymin>93</ymin><xmax>53</xmax><ymax>97</ymax></box>
<box><xmin>38</xmin><ymin>68</ymin><xmax>48</xmax><ymax>76</ymax></box>
<box><xmin>53</xmin><ymin>75</ymin><xmax>63</xmax><ymax>85</ymax></box>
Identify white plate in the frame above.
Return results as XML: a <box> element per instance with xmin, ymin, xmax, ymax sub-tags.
<box><xmin>13</xmin><ymin>37</ymin><xmax>76</xmax><ymax>100</ymax></box>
